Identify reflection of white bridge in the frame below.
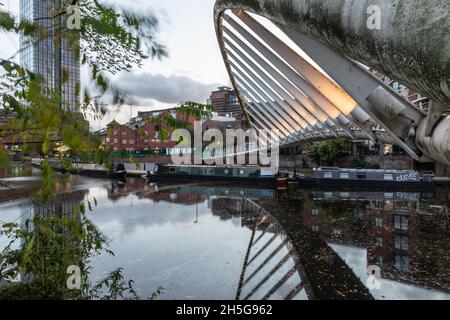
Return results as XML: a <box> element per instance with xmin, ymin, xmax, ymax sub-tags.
<box><xmin>214</xmin><ymin>0</ymin><xmax>450</xmax><ymax>165</ymax></box>
<box><xmin>237</xmin><ymin>198</ymin><xmax>307</xmax><ymax>300</ymax></box>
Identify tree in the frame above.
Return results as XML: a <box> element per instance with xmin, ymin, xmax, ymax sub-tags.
<box><xmin>0</xmin><ymin>0</ymin><xmax>169</xmax><ymax>200</ymax></box>
<box><xmin>0</xmin><ymin>0</ymin><xmax>172</xmax><ymax>299</ymax></box>
<box><xmin>309</xmin><ymin>138</ymin><xmax>347</xmax><ymax>163</ymax></box>
<box><xmin>0</xmin><ymin>198</ymin><xmax>162</xmax><ymax>300</ymax></box>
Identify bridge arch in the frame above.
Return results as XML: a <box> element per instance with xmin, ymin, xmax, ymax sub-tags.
<box><xmin>214</xmin><ymin>0</ymin><xmax>450</xmax><ymax>165</ymax></box>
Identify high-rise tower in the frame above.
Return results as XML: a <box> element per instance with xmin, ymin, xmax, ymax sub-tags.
<box><xmin>20</xmin><ymin>0</ymin><xmax>80</xmax><ymax>108</ymax></box>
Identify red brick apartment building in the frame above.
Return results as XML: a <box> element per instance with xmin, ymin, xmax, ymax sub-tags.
<box><xmin>102</xmin><ymin>107</ymin><xmax>195</xmax><ymax>153</ymax></box>
<box><xmin>105</xmin><ymin>120</ymin><xmax>177</xmax><ymax>153</ymax></box>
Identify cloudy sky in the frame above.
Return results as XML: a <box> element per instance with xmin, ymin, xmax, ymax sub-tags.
<box><xmin>0</xmin><ymin>0</ymin><xmax>230</xmax><ymax>129</ymax></box>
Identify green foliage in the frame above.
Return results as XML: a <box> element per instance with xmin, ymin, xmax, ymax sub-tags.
<box><xmin>177</xmin><ymin>101</ymin><xmax>213</xmax><ymax>120</ymax></box>
<box><xmin>309</xmin><ymin>138</ymin><xmax>347</xmax><ymax>161</ymax></box>
<box><xmin>0</xmin><ymin>201</ymin><xmax>144</xmax><ymax>300</ymax></box>
<box><xmin>0</xmin><ymin>147</ymin><xmax>10</xmax><ymax>168</ymax></box>
<box><xmin>0</xmin><ymin>0</ymin><xmax>167</xmax><ymax>198</ymax></box>
<box><xmin>350</xmin><ymin>157</ymin><xmax>381</xmax><ymax>169</ymax></box>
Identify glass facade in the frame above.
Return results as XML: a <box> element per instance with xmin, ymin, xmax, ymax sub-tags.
<box><xmin>20</xmin><ymin>0</ymin><xmax>80</xmax><ymax>108</ymax></box>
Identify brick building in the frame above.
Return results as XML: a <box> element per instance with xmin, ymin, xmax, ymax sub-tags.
<box><xmin>105</xmin><ymin>120</ymin><xmax>137</xmax><ymax>152</ymax></box>
<box><xmin>208</xmin><ymin>86</ymin><xmax>242</xmax><ymax>120</ymax></box>
<box><xmin>104</xmin><ymin>109</ymin><xmax>181</xmax><ymax>152</ymax></box>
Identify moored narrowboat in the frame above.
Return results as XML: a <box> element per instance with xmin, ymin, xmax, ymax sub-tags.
<box><xmin>31</xmin><ymin>158</ymin><xmax>126</xmax><ymax>180</ymax></box>
<box><xmin>295</xmin><ymin>167</ymin><xmax>434</xmax><ymax>189</ymax></box>
<box><xmin>146</xmin><ymin>164</ymin><xmax>279</xmax><ymax>188</ymax></box>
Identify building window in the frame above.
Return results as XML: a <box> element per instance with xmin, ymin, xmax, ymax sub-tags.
<box><xmin>312</xmin><ymin>225</ymin><xmax>320</xmax><ymax>233</ymax></box>
<box><xmin>106</xmin><ymin>138</ymin><xmax>110</xmax><ymax>143</ymax></box>
<box><xmin>340</xmin><ymin>172</ymin><xmax>350</xmax><ymax>179</ymax></box>
<box><xmin>376</xmin><ymin>237</ymin><xmax>384</xmax><ymax>247</ymax></box>
<box><xmin>376</xmin><ymin>256</ymin><xmax>384</xmax><ymax>267</ymax></box>
<box><xmin>395</xmin><ymin>236</ymin><xmax>410</xmax><ymax>251</ymax></box>
<box><xmin>357</xmin><ymin>173</ymin><xmax>367</xmax><ymax>180</ymax></box>
<box><xmin>113</xmin><ymin>148</ymin><xmax>117</xmax><ymax>152</ymax></box>
<box><xmin>375</xmin><ymin>216</ymin><xmax>383</xmax><ymax>228</ymax></box>
<box><xmin>113</xmin><ymin>139</ymin><xmax>118</xmax><ymax>144</ymax></box>
<box><xmin>394</xmin><ymin>215</ymin><xmax>409</xmax><ymax>231</ymax></box>
<box><xmin>113</xmin><ymin>130</ymin><xmax>118</xmax><ymax>135</ymax></box>
<box><xmin>122</xmin><ymin>139</ymin><xmax>127</xmax><ymax>145</ymax></box>
<box><xmin>395</xmin><ymin>256</ymin><xmax>410</xmax><ymax>272</ymax></box>
<box><xmin>129</xmin><ymin>140</ymin><xmax>135</xmax><ymax>145</ymax></box>
<box><xmin>312</xmin><ymin>208</ymin><xmax>320</xmax><ymax>216</ymax></box>
<box><xmin>122</xmin><ymin>131</ymin><xmax>127</xmax><ymax>136</ymax></box>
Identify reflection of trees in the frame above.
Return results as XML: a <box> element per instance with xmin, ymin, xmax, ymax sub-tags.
<box><xmin>0</xmin><ymin>194</ymin><xmax>143</xmax><ymax>300</ymax></box>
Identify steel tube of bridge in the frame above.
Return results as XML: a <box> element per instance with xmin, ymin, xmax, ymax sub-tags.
<box><xmin>228</xmin><ymin>51</ymin><xmax>306</xmax><ymax>133</ymax></box>
<box><xmin>223</xmin><ymin>16</ymin><xmax>356</xmax><ymax>133</ymax></box>
<box><xmin>232</xmin><ymin>65</ymin><xmax>301</xmax><ymax>134</ymax></box>
<box><xmin>237</xmin><ymin>83</ymin><xmax>285</xmax><ymax>137</ymax></box>
<box><xmin>236</xmin><ymin>11</ymin><xmax>359</xmax><ymax>116</ymax></box>
<box><xmin>234</xmin><ymin>74</ymin><xmax>293</xmax><ymax>137</ymax></box>
<box><xmin>226</xmin><ymin>45</ymin><xmax>318</xmax><ymax>132</ymax></box>
<box><xmin>224</xmin><ymin>36</ymin><xmax>324</xmax><ymax>131</ymax></box>
<box><xmin>225</xmin><ymin>29</ymin><xmax>341</xmax><ymax>138</ymax></box>
<box><xmin>238</xmin><ymin>85</ymin><xmax>300</xmax><ymax>143</ymax></box>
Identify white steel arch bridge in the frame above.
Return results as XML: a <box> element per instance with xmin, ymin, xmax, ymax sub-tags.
<box><xmin>213</xmin><ymin>0</ymin><xmax>450</xmax><ymax>165</ymax></box>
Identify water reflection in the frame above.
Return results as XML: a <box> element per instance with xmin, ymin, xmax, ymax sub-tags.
<box><xmin>3</xmin><ymin>178</ymin><xmax>306</xmax><ymax>300</ymax></box>
<box><xmin>2</xmin><ymin>171</ymin><xmax>450</xmax><ymax>300</ymax></box>
<box><xmin>286</xmin><ymin>187</ymin><xmax>450</xmax><ymax>300</ymax></box>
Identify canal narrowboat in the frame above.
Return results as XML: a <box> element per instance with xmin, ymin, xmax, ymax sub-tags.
<box><xmin>32</xmin><ymin>158</ymin><xmax>126</xmax><ymax>180</ymax></box>
<box><xmin>295</xmin><ymin>167</ymin><xmax>434</xmax><ymax>188</ymax></box>
<box><xmin>146</xmin><ymin>164</ymin><xmax>279</xmax><ymax>187</ymax></box>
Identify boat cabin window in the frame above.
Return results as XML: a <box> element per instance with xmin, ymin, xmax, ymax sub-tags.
<box><xmin>207</xmin><ymin>169</ymin><xmax>215</xmax><ymax>175</ymax></box>
<box><xmin>323</xmin><ymin>171</ymin><xmax>333</xmax><ymax>179</ymax></box>
<box><xmin>239</xmin><ymin>170</ymin><xmax>245</xmax><ymax>175</ymax></box>
<box><xmin>224</xmin><ymin>169</ymin><xmax>229</xmax><ymax>174</ymax></box>
<box><xmin>384</xmin><ymin>174</ymin><xmax>394</xmax><ymax>181</ymax></box>
<box><xmin>169</xmin><ymin>167</ymin><xmax>176</xmax><ymax>173</ymax></box>
<box><xmin>356</xmin><ymin>173</ymin><xmax>367</xmax><ymax>180</ymax></box>
<box><xmin>340</xmin><ymin>172</ymin><xmax>350</xmax><ymax>179</ymax></box>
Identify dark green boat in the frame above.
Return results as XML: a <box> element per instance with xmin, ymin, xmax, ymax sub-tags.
<box><xmin>146</xmin><ymin>164</ymin><xmax>279</xmax><ymax>188</ymax></box>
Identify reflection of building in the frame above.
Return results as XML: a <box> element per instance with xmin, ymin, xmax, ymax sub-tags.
<box><xmin>20</xmin><ymin>189</ymin><xmax>88</xmax><ymax>223</ymax></box>
<box><xmin>210</xmin><ymin>198</ymin><xmax>243</xmax><ymax>221</ymax></box>
<box><xmin>106</xmin><ymin>178</ymin><xmax>206</xmax><ymax>205</ymax></box>
<box><xmin>296</xmin><ymin>189</ymin><xmax>450</xmax><ymax>293</ymax></box>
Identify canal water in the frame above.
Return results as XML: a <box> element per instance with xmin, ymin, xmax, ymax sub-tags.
<box><xmin>1</xmin><ymin>168</ymin><xmax>450</xmax><ymax>300</ymax></box>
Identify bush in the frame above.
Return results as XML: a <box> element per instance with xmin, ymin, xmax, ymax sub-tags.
<box><xmin>309</xmin><ymin>138</ymin><xmax>347</xmax><ymax>161</ymax></box>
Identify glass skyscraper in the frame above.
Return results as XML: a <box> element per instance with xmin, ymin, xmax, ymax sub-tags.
<box><xmin>19</xmin><ymin>0</ymin><xmax>80</xmax><ymax>108</ymax></box>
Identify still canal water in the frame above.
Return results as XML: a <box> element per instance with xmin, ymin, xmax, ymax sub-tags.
<box><xmin>1</xmin><ymin>167</ymin><xmax>450</xmax><ymax>300</ymax></box>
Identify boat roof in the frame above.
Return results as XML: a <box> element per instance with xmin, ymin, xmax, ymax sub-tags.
<box><xmin>315</xmin><ymin>167</ymin><xmax>419</xmax><ymax>173</ymax></box>
<box><xmin>158</xmin><ymin>164</ymin><xmax>270</xmax><ymax>169</ymax></box>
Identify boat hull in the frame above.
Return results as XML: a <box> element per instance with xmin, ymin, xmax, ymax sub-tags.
<box><xmin>55</xmin><ymin>167</ymin><xmax>126</xmax><ymax>180</ymax></box>
<box><xmin>295</xmin><ymin>175</ymin><xmax>434</xmax><ymax>190</ymax></box>
<box><xmin>147</xmin><ymin>173</ymin><xmax>277</xmax><ymax>188</ymax></box>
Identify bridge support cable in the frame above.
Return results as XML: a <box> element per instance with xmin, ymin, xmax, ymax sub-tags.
<box><xmin>224</xmin><ymin>36</ymin><xmax>327</xmax><ymax>132</ymax></box>
<box><xmin>232</xmin><ymin>66</ymin><xmax>303</xmax><ymax>134</ymax></box>
<box><xmin>234</xmin><ymin>74</ymin><xmax>296</xmax><ymax>137</ymax></box>
<box><xmin>223</xmin><ymin>14</ymin><xmax>365</xmax><ymax>140</ymax></box>
<box><xmin>234</xmin><ymin>11</ymin><xmax>377</xmax><ymax>139</ymax></box>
